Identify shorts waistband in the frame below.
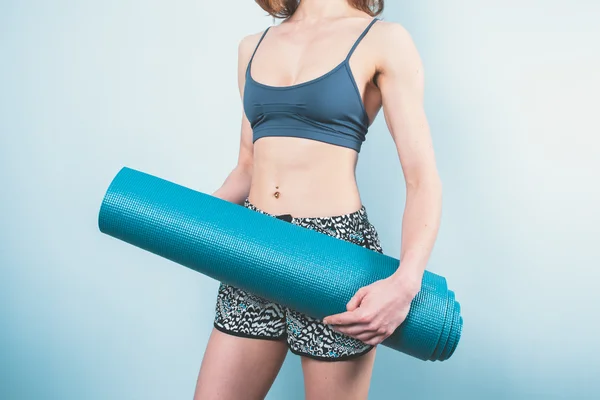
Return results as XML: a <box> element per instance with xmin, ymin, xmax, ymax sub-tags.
<box><xmin>243</xmin><ymin>197</ymin><xmax>369</xmax><ymax>224</ymax></box>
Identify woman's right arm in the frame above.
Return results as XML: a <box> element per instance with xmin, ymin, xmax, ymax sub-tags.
<box><xmin>211</xmin><ymin>33</ymin><xmax>261</xmax><ymax>204</ymax></box>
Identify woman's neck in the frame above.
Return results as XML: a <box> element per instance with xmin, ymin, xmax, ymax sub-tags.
<box><xmin>291</xmin><ymin>0</ymin><xmax>355</xmax><ymax>22</ymax></box>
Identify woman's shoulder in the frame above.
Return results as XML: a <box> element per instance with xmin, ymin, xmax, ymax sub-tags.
<box><xmin>368</xmin><ymin>20</ymin><xmax>422</xmax><ymax>74</ymax></box>
<box><xmin>238</xmin><ymin>28</ymin><xmax>270</xmax><ymax>61</ymax></box>
<box><xmin>236</xmin><ymin>28</ymin><xmax>273</xmax><ymax>84</ymax></box>
<box><xmin>369</xmin><ymin>20</ymin><xmax>415</xmax><ymax>49</ymax></box>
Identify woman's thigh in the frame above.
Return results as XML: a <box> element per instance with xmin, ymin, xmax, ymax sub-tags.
<box><xmin>287</xmin><ymin>201</ymin><xmax>383</xmax><ymax>398</ymax></box>
<box><xmin>194</xmin><ymin>328</ymin><xmax>288</xmax><ymax>400</ymax></box>
<box><xmin>301</xmin><ymin>347</ymin><xmax>377</xmax><ymax>400</ymax></box>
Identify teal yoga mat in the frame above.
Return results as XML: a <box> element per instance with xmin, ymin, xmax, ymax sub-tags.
<box><xmin>98</xmin><ymin>167</ymin><xmax>463</xmax><ymax>361</ymax></box>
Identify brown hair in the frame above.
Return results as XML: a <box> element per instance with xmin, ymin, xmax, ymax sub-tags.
<box><xmin>255</xmin><ymin>0</ymin><xmax>384</xmax><ymax>19</ymax></box>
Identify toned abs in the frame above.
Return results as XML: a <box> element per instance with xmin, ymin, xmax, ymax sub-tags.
<box><xmin>247</xmin><ymin>136</ymin><xmax>363</xmax><ymax>218</ymax></box>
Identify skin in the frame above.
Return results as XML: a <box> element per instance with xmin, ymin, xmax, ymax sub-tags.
<box><xmin>194</xmin><ymin>0</ymin><xmax>442</xmax><ymax>398</ymax></box>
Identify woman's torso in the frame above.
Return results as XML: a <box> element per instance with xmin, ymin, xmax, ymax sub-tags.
<box><xmin>244</xmin><ymin>17</ymin><xmax>382</xmax><ymax>217</ymax></box>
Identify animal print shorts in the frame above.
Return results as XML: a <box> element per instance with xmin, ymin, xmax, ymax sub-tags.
<box><xmin>213</xmin><ymin>197</ymin><xmax>384</xmax><ymax>361</ymax></box>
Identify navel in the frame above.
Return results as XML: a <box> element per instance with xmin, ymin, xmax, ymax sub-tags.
<box><xmin>273</xmin><ymin>185</ymin><xmax>280</xmax><ymax>199</ymax></box>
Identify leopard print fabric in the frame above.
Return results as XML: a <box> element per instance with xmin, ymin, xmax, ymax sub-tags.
<box><xmin>213</xmin><ymin>198</ymin><xmax>384</xmax><ymax>361</ymax></box>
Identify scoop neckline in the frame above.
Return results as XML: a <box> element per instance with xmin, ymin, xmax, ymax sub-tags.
<box><xmin>247</xmin><ymin>59</ymin><xmax>348</xmax><ymax>91</ymax></box>
<box><xmin>246</xmin><ymin>60</ymin><xmax>371</xmax><ymax>126</ymax></box>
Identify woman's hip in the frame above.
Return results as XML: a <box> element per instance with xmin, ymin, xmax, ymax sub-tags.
<box><xmin>244</xmin><ymin>197</ymin><xmax>383</xmax><ymax>253</ymax></box>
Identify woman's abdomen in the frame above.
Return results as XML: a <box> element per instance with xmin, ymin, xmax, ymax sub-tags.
<box><xmin>248</xmin><ymin>136</ymin><xmax>363</xmax><ymax>218</ymax></box>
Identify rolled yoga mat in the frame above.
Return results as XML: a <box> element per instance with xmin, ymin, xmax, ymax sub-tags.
<box><xmin>98</xmin><ymin>167</ymin><xmax>463</xmax><ymax>361</ymax></box>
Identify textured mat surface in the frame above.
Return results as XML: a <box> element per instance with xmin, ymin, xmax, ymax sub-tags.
<box><xmin>98</xmin><ymin>167</ymin><xmax>463</xmax><ymax>361</ymax></box>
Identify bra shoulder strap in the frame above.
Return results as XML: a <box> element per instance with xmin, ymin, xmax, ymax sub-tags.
<box><xmin>345</xmin><ymin>18</ymin><xmax>379</xmax><ymax>61</ymax></box>
<box><xmin>247</xmin><ymin>27</ymin><xmax>272</xmax><ymax>69</ymax></box>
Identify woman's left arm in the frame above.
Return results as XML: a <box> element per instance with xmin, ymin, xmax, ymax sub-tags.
<box><xmin>322</xmin><ymin>22</ymin><xmax>443</xmax><ymax>346</ymax></box>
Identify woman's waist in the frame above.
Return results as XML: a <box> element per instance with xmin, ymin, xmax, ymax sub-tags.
<box><xmin>247</xmin><ymin>172</ymin><xmax>362</xmax><ymax>219</ymax></box>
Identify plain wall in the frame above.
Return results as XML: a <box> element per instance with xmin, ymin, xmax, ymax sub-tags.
<box><xmin>1</xmin><ymin>0</ymin><xmax>599</xmax><ymax>399</ymax></box>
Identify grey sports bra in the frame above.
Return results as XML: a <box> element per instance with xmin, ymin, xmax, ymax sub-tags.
<box><xmin>243</xmin><ymin>18</ymin><xmax>379</xmax><ymax>153</ymax></box>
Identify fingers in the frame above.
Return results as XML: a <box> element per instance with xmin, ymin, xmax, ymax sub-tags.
<box><xmin>326</xmin><ymin>323</ymin><xmax>379</xmax><ymax>343</ymax></box>
<box><xmin>322</xmin><ymin>310</ymin><xmax>361</xmax><ymax>326</ymax></box>
<box><xmin>323</xmin><ymin>287</ymin><xmax>370</xmax><ymax>324</ymax></box>
<box><xmin>346</xmin><ymin>287</ymin><xmax>368</xmax><ymax>311</ymax></box>
<box><xmin>334</xmin><ymin>328</ymin><xmax>387</xmax><ymax>345</ymax></box>
<box><xmin>362</xmin><ymin>335</ymin><xmax>388</xmax><ymax>346</ymax></box>
<box><xmin>329</xmin><ymin>322</ymin><xmax>395</xmax><ymax>345</ymax></box>
<box><xmin>352</xmin><ymin>331</ymin><xmax>380</xmax><ymax>343</ymax></box>
<box><xmin>330</xmin><ymin>323</ymin><xmax>377</xmax><ymax>336</ymax></box>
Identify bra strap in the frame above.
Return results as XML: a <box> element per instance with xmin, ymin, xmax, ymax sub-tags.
<box><xmin>247</xmin><ymin>26</ymin><xmax>272</xmax><ymax>69</ymax></box>
<box><xmin>345</xmin><ymin>18</ymin><xmax>379</xmax><ymax>61</ymax></box>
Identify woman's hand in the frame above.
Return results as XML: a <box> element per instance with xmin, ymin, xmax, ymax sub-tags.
<box><xmin>322</xmin><ymin>272</ymin><xmax>421</xmax><ymax>345</ymax></box>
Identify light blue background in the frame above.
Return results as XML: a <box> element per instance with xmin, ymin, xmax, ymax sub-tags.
<box><xmin>1</xmin><ymin>1</ymin><xmax>599</xmax><ymax>399</ymax></box>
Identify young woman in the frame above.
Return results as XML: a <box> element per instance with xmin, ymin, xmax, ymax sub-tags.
<box><xmin>194</xmin><ymin>0</ymin><xmax>442</xmax><ymax>398</ymax></box>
